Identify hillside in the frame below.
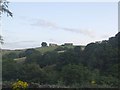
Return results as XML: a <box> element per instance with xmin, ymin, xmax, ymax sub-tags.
<box><xmin>35</xmin><ymin>46</ymin><xmax>58</xmax><ymax>53</ymax></box>
<box><xmin>2</xmin><ymin>45</ymin><xmax>85</xmax><ymax>63</ymax></box>
<box><xmin>2</xmin><ymin>32</ymin><xmax>120</xmax><ymax>88</ymax></box>
<box><xmin>2</xmin><ymin>45</ymin><xmax>85</xmax><ymax>55</ymax></box>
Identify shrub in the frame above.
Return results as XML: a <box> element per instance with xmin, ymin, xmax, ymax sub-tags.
<box><xmin>12</xmin><ymin>80</ymin><xmax>28</xmax><ymax>90</ymax></box>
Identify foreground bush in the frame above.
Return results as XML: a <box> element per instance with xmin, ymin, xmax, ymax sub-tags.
<box><xmin>12</xmin><ymin>80</ymin><xmax>28</xmax><ymax>90</ymax></box>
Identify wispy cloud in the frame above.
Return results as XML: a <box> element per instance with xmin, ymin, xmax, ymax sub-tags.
<box><xmin>4</xmin><ymin>40</ymin><xmax>36</xmax><ymax>44</ymax></box>
<box><xmin>3</xmin><ymin>41</ymin><xmax>39</xmax><ymax>50</ymax></box>
<box><xmin>59</xmin><ymin>27</ymin><xmax>94</xmax><ymax>37</ymax></box>
<box><xmin>30</xmin><ymin>19</ymin><xmax>95</xmax><ymax>38</ymax></box>
<box><xmin>49</xmin><ymin>38</ymin><xmax>58</xmax><ymax>42</ymax></box>
<box><xmin>31</xmin><ymin>19</ymin><xmax>57</xmax><ymax>28</ymax></box>
<box><xmin>100</xmin><ymin>34</ymin><xmax>112</xmax><ymax>39</ymax></box>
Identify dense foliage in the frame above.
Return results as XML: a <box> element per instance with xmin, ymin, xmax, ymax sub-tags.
<box><xmin>2</xmin><ymin>32</ymin><xmax>120</xmax><ymax>88</ymax></box>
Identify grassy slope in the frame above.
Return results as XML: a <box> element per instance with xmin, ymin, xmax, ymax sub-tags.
<box><xmin>2</xmin><ymin>45</ymin><xmax>85</xmax><ymax>55</ymax></box>
<box><xmin>35</xmin><ymin>46</ymin><xmax>59</xmax><ymax>53</ymax></box>
<box><xmin>36</xmin><ymin>45</ymin><xmax>77</xmax><ymax>53</ymax></box>
<box><xmin>14</xmin><ymin>57</ymin><xmax>26</xmax><ymax>63</ymax></box>
<box><xmin>2</xmin><ymin>45</ymin><xmax>73</xmax><ymax>59</ymax></box>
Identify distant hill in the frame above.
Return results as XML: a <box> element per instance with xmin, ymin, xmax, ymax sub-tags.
<box><xmin>2</xmin><ymin>49</ymin><xmax>23</xmax><ymax>55</ymax></box>
<box><xmin>2</xmin><ymin>45</ymin><xmax>85</xmax><ymax>64</ymax></box>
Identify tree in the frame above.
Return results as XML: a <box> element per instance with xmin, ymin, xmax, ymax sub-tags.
<box><xmin>19</xmin><ymin>63</ymin><xmax>46</xmax><ymax>83</ymax></box>
<box><xmin>0</xmin><ymin>0</ymin><xmax>13</xmax><ymax>17</ymax></box>
<box><xmin>43</xmin><ymin>66</ymin><xmax>59</xmax><ymax>84</ymax></box>
<box><xmin>2</xmin><ymin>52</ymin><xmax>19</xmax><ymax>60</ymax></box>
<box><xmin>0</xmin><ymin>35</ymin><xmax>3</xmax><ymax>44</ymax></box>
<box><xmin>61</xmin><ymin>64</ymin><xmax>91</xmax><ymax>85</ymax></box>
<box><xmin>2</xmin><ymin>59</ymin><xmax>19</xmax><ymax>81</ymax></box>
<box><xmin>39</xmin><ymin>51</ymin><xmax>58</xmax><ymax>67</ymax></box>
<box><xmin>56</xmin><ymin>49</ymin><xmax>80</xmax><ymax>70</ymax></box>
<box><xmin>25</xmin><ymin>50</ymin><xmax>42</xmax><ymax>64</ymax></box>
<box><xmin>41</xmin><ymin>42</ymin><xmax>47</xmax><ymax>47</ymax></box>
<box><xmin>74</xmin><ymin>46</ymin><xmax>82</xmax><ymax>53</ymax></box>
<box><xmin>0</xmin><ymin>0</ymin><xmax>12</xmax><ymax>44</ymax></box>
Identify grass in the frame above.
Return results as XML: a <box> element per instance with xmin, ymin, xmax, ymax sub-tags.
<box><xmin>36</xmin><ymin>45</ymin><xmax>77</xmax><ymax>53</ymax></box>
<box><xmin>14</xmin><ymin>57</ymin><xmax>26</xmax><ymax>63</ymax></box>
<box><xmin>35</xmin><ymin>46</ymin><xmax>58</xmax><ymax>53</ymax></box>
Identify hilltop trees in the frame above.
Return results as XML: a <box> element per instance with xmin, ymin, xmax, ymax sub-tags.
<box><xmin>41</xmin><ymin>42</ymin><xmax>47</xmax><ymax>47</ymax></box>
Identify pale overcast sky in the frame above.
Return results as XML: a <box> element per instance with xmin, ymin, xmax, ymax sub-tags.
<box><xmin>1</xmin><ymin>2</ymin><xmax>118</xmax><ymax>50</ymax></box>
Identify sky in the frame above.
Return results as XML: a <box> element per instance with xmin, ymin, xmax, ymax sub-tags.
<box><xmin>1</xmin><ymin>2</ymin><xmax>118</xmax><ymax>50</ymax></box>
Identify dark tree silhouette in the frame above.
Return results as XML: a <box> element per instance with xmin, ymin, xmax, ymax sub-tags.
<box><xmin>41</xmin><ymin>42</ymin><xmax>47</xmax><ymax>47</ymax></box>
<box><xmin>0</xmin><ymin>0</ymin><xmax>13</xmax><ymax>17</ymax></box>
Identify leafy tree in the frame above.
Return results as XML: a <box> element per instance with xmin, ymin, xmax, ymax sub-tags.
<box><xmin>73</xmin><ymin>46</ymin><xmax>83</xmax><ymax>63</ymax></box>
<box><xmin>41</xmin><ymin>42</ymin><xmax>47</xmax><ymax>47</ymax></box>
<box><xmin>61</xmin><ymin>64</ymin><xmax>91</xmax><ymax>85</ymax></box>
<box><xmin>56</xmin><ymin>48</ymin><xmax>82</xmax><ymax>70</ymax></box>
<box><xmin>25</xmin><ymin>50</ymin><xmax>42</xmax><ymax>64</ymax></box>
<box><xmin>0</xmin><ymin>0</ymin><xmax>12</xmax><ymax>44</ymax></box>
<box><xmin>74</xmin><ymin>46</ymin><xmax>82</xmax><ymax>53</ymax></box>
<box><xmin>38</xmin><ymin>51</ymin><xmax>58</xmax><ymax>67</ymax></box>
<box><xmin>0</xmin><ymin>0</ymin><xmax>12</xmax><ymax>17</ymax></box>
<box><xmin>97</xmin><ymin>75</ymin><xmax>119</xmax><ymax>87</ymax></box>
<box><xmin>43</xmin><ymin>66</ymin><xmax>59</xmax><ymax>84</ymax></box>
<box><xmin>18</xmin><ymin>63</ymin><xmax>47</xmax><ymax>83</ymax></box>
<box><xmin>2</xmin><ymin>59</ymin><xmax>19</xmax><ymax>81</ymax></box>
<box><xmin>19</xmin><ymin>49</ymin><xmax>39</xmax><ymax>58</ymax></box>
<box><xmin>0</xmin><ymin>35</ymin><xmax>3</xmax><ymax>44</ymax></box>
<box><xmin>3</xmin><ymin>52</ymin><xmax>19</xmax><ymax>60</ymax></box>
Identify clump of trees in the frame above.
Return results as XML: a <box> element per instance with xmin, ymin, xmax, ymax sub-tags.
<box><xmin>41</xmin><ymin>42</ymin><xmax>47</xmax><ymax>47</ymax></box>
<box><xmin>2</xmin><ymin>32</ymin><xmax>120</xmax><ymax>88</ymax></box>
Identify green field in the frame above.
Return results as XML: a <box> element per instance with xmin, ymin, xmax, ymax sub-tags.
<box><xmin>35</xmin><ymin>46</ymin><xmax>58</xmax><ymax>53</ymax></box>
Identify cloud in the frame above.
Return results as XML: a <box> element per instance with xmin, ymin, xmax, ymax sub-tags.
<box><xmin>4</xmin><ymin>40</ymin><xmax>36</xmax><ymax>44</ymax></box>
<box><xmin>3</xmin><ymin>40</ymin><xmax>39</xmax><ymax>50</ymax></box>
<box><xmin>49</xmin><ymin>38</ymin><xmax>58</xmax><ymax>42</ymax></box>
<box><xmin>60</xmin><ymin>27</ymin><xmax>94</xmax><ymax>37</ymax></box>
<box><xmin>31</xmin><ymin>19</ymin><xmax>57</xmax><ymax>28</ymax></box>
<box><xmin>100</xmin><ymin>34</ymin><xmax>112</xmax><ymax>39</ymax></box>
<box><xmin>31</xmin><ymin>19</ymin><xmax>95</xmax><ymax>38</ymax></box>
